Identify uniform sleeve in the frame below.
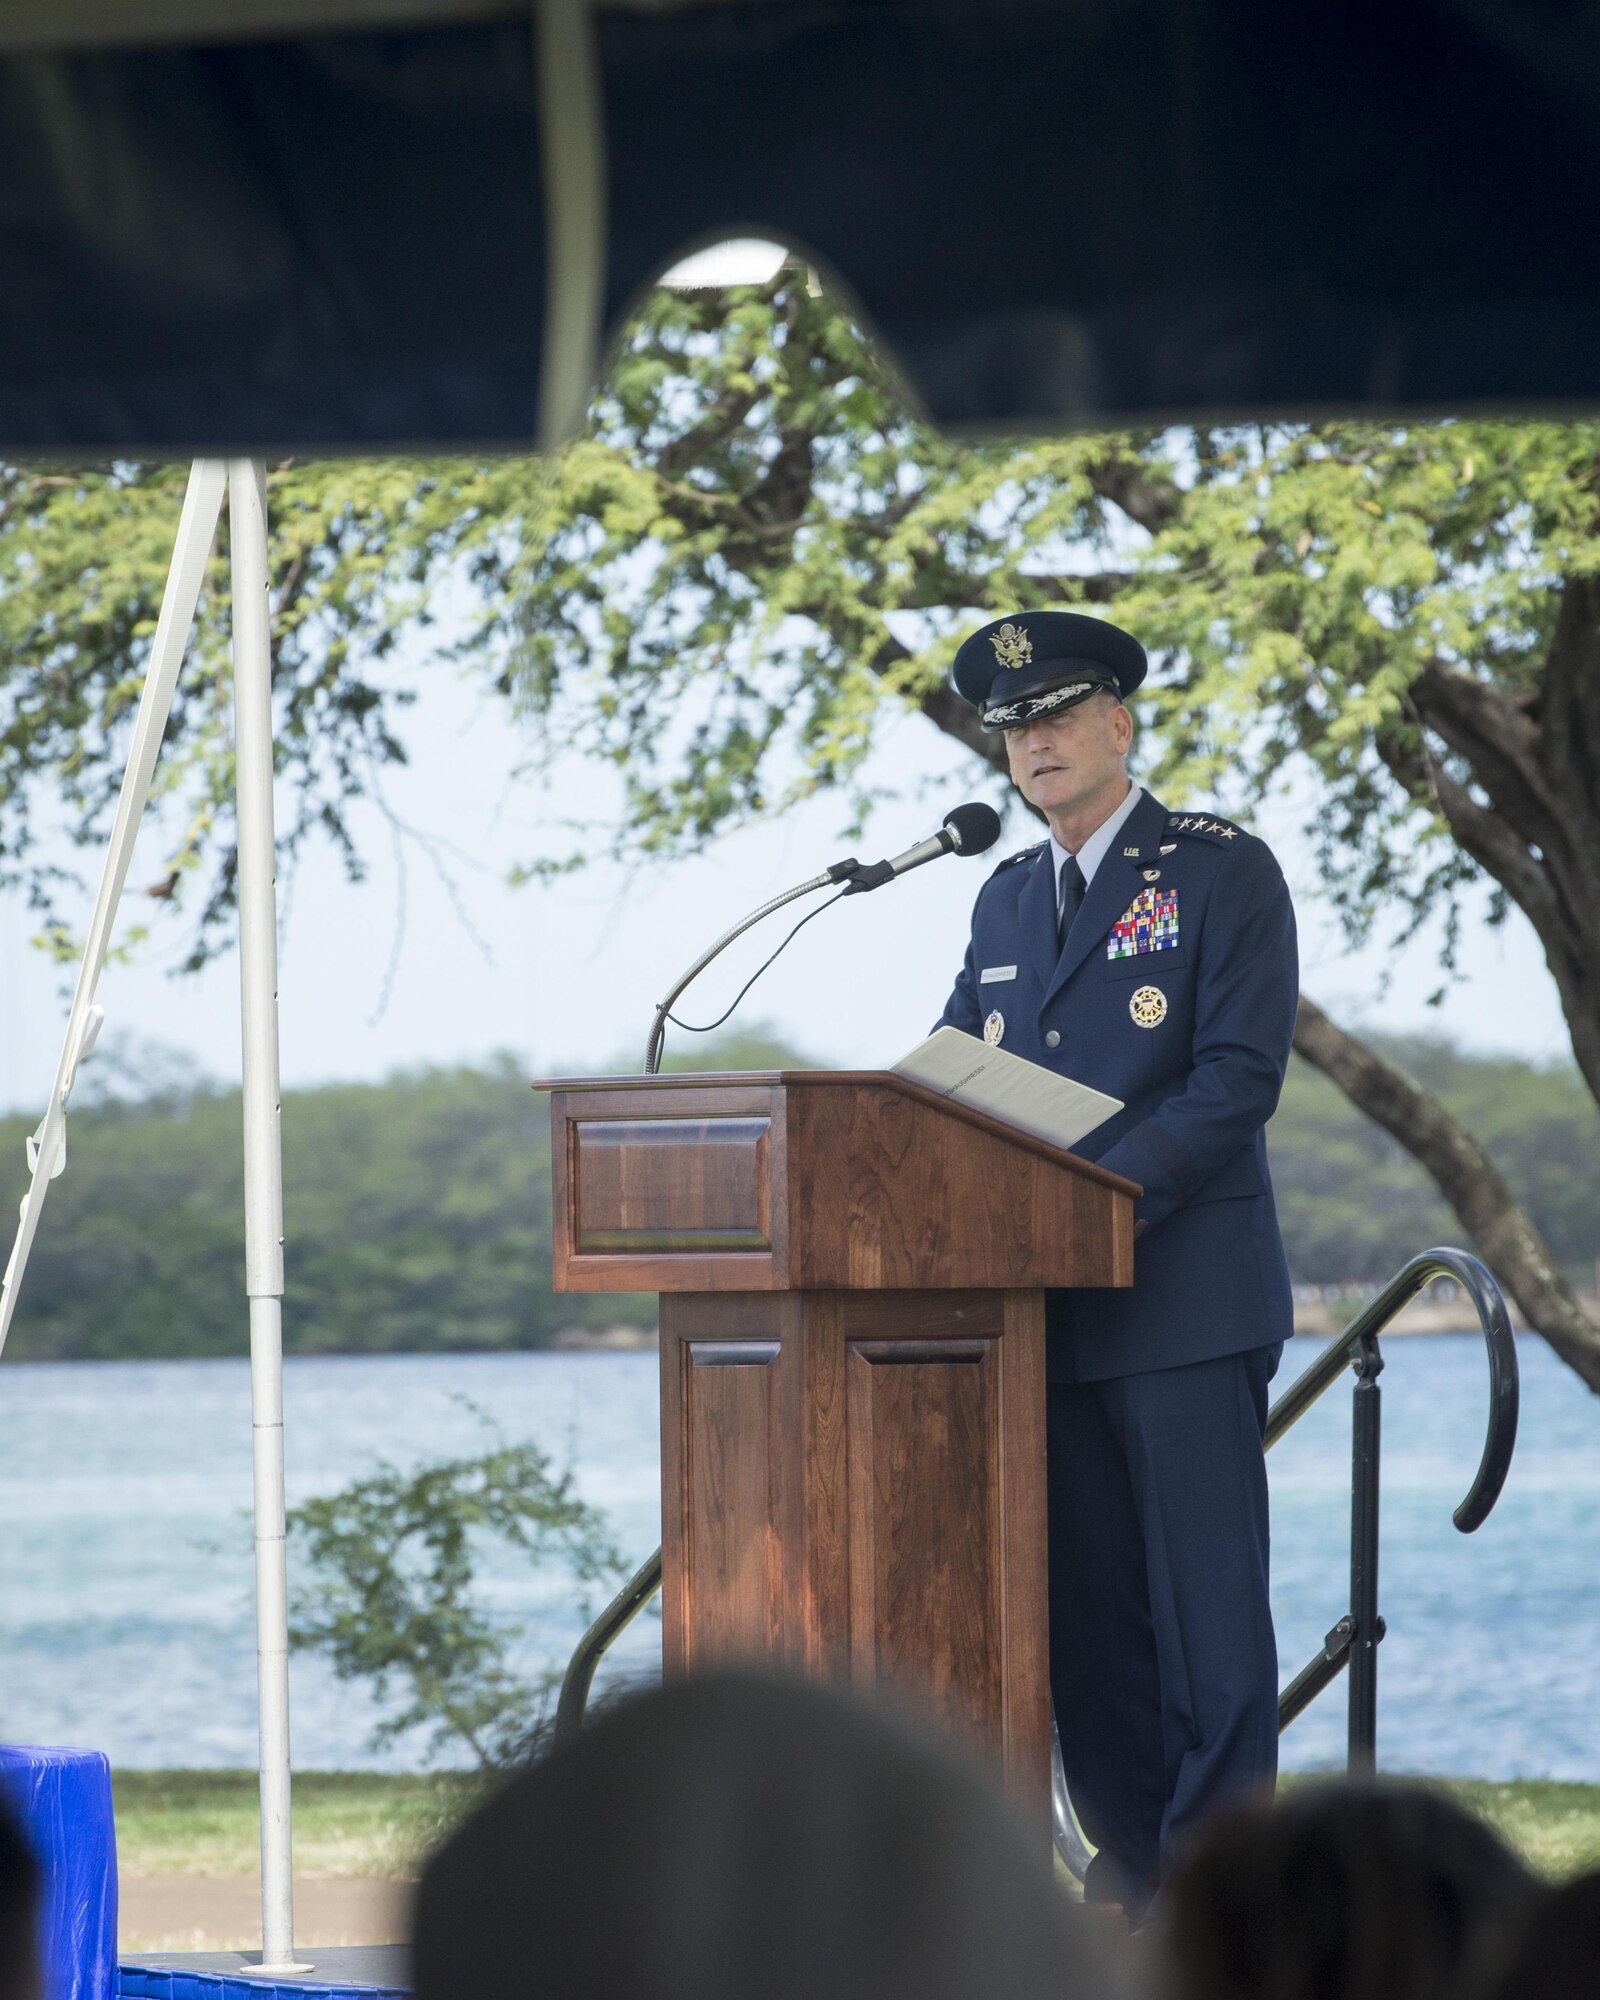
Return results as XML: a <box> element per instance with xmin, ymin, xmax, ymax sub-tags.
<box><xmin>937</xmin><ymin>931</ymin><xmax>984</xmax><ymax>1037</ymax></box>
<box><xmin>1094</xmin><ymin>839</ymin><xmax>1298</xmax><ymax>1230</ymax></box>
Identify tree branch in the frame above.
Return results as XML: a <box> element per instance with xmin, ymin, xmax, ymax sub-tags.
<box><xmin>1293</xmin><ymin>994</ymin><xmax>1600</xmax><ymax>1389</ymax></box>
<box><xmin>1376</xmin><ymin>724</ymin><xmax>1557</xmax><ymax>932</ymax></box>
<box><xmin>655</xmin><ymin>384</ymin><xmax>760</xmax><ymax>480</ymax></box>
<box><xmin>1382</xmin><ymin>649</ymin><xmax>1600</xmax><ymax>1106</ymax></box>
<box><xmin>1084</xmin><ymin>456</ymin><xmax>1182</xmax><ymax>533</ymax></box>
<box><xmin>891</xmin><ymin>568</ymin><xmax>1137</xmax><ymax>617</ymax></box>
<box><xmin>916</xmin><ymin>679</ymin><xmax>1010</xmax><ymax>778</ymax></box>
<box><xmin>741</xmin><ymin>425</ymin><xmax>815</xmax><ymax>534</ymax></box>
<box><xmin>1409</xmin><ymin>662</ymin><xmax>1564</xmax><ymax>858</ymax></box>
<box><xmin>1538</xmin><ymin>572</ymin><xmax>1600</xmax><ymax>822</ymax></box>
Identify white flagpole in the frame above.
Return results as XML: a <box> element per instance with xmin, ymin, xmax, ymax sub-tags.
<box><xmin>228</xmin><ymin>458</ymin><xmax>308</xmax><ymax>1977</ymax></box>
<box><xmin>0</xmin><ymin>459</ymin><xmax>228</xmax><ymax>1363</ymax></box>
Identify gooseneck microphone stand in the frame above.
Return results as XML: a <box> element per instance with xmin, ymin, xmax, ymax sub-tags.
<box><xmin>641</xmin><ymin>803</ymin><xmax>1004</xmax><ymax>1073</ymax></box>
<box><xmin>642</xmin><ymin>858</ymin><xmax>861</xmax><ymax>1073</ymax></box>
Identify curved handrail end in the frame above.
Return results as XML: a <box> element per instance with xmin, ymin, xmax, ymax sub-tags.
<box><xmin>1266</xmin><ymin>1247</ymin><xmax>1518</xmax><ymax>1533</ymax></box>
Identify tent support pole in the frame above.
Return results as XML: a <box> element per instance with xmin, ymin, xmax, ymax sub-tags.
<box><xmin>0</xmin><ymin>459</ymin><xmax>227</xmax><ymax>1363</ymax></box>
<box><xmin>229</xmin><ymin>459</ymin><xmax>307</xmax><ymax>1977</ymax></box>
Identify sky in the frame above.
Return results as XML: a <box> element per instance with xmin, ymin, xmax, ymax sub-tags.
<box><xmin>0</xmin><ymin>639</ymin><xmax>1571</xmax><ymax>1118</ymax></box>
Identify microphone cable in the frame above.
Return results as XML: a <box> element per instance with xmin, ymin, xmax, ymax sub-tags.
<box><xmin>655</xmin><ymin>886</ymin><xmax>849</xmax><ymax>1060</ymax></box>
<box><xmin>643</xmin><ymin>800</ymin><xmax>1001</xmax><ymax>1072</ymax></box>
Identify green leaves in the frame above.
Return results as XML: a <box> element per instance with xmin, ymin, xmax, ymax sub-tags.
<box><xmin>287</xmin><ymin>1428</ymin><xmax>626</xmax><ymax>1769</ymax></box>
<box><xmin>474</xmin><ymin>284</ymin><xmax>1600</xmax><ymax>981</ymax></box>
<box><xmin>4</xmin><ymin>275</ymin><xmax>1598</xmax><ymax>999</ymax></box>
<box><xmin>0</xmin><ymin>456</ymin><xmax>522</xmax><ymax>965</ymax></box>
<box><xmin>0</xmin><ymin>1056</ymin><xmax>654</xmax><ymax>1360</ymax></box>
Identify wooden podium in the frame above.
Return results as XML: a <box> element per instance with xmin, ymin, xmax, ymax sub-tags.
<box><xmin>542</xmin><ymin>1069</ymin><xmax>1138</xmax><ymax>1824</ymax></box>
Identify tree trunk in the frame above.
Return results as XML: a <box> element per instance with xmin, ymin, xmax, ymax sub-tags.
<box><xmin>1294</xmin><ymin>994</ymin><xmax>1600</xmax><ymax>1392</ymax></box>
<box><xmin>1381</xmin><ymin>618</ymin><xmax>1600</xmax><ymax>1113</ymax></box>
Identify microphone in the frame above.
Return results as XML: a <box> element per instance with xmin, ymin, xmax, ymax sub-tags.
<box><xmin>841</xmin><ymin>802</ymin><xmax>1003</xmax><ymax>893</ymax></box>
<box><xmin>642</xmin><ymin>801</ymin><xmax>1003</xmax><ymax>1071</ymax></box>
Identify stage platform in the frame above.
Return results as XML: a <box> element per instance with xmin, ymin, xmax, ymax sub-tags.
<box><xmin>121</xmin><ymin>1949</ymin><xmax>408</xmax><ymax>2000</ymax></box>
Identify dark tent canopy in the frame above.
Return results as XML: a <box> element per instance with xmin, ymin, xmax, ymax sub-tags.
<box><xmin>3</xmin><ymin>0</ymin><xmax>1600</xmax><ymax>452</ymax></box>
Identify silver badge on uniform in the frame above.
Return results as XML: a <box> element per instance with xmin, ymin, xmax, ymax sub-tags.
<box><xmin>983</xmin><ymin>1010</ymin><xmax>1005</xmax><ymax>1046</ymax></box>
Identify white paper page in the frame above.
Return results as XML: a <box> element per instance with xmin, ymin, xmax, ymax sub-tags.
<box><xmin>891</xmin><ymin>1026</ymin><xmax>1122</xmax><ymax>1152</ymax></box>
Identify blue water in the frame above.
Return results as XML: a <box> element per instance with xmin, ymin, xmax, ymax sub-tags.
<box><xmin>0</xmin><ymin>1338</ymin><xmax>1595</xmax><ymax>1777</ymax></box>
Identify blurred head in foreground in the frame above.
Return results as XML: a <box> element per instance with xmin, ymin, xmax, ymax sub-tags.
<box><xmin>1155</xmin><ymin>1779</ymin><xmax>1537</xmax><ymax>2000</ymax></box>
<box><xmin>1480</xmin><ymin>1868</ymin><xmax>1600</xmax><ymax>2000</ymax></box>
<box><xmin>413</xmin><ymin>1671</ymin><xmax>1096</xmax><ymax>2000</ymax></box>
<box><xmin>0</xmin><ymin>1789</ymin><xmax>40</xmax><ymax>2000</ymax></box>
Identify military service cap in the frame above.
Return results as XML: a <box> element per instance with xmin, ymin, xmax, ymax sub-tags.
<box><xmin>953</xmin><ymin>610</ymin><xmax>1147</xmax><ymax>731</ymax></box>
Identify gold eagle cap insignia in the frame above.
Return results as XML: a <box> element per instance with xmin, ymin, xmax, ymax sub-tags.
<box><xmin>989</xmin><ymin>621</ymin><xmax>1034</xmax><ymax>672</ymax></box>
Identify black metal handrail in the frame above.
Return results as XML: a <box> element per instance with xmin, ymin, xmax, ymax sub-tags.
<box><xmin>557</xmin><ymin>1245</ymin><xmax>1521</xmax><ymax>1833</ymax></box>
<box><xmin>1264</xmin><ymin>1246</ymin><xmax>1518</xmax><ymax>1785</ymax></box>
<box><xmin>554</xmin><ymin>1545</ymin><xmax>663</xmax><ymax>1741</ymax></box>
<box><xmin>1265</xmin><ymin>1247</ymin><xmax>1519</xmax><ymax>1530</ymax></box>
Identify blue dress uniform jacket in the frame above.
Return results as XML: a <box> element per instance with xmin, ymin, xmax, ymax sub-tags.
<box><xmin>940</xmin><ymin>785</ymin><xmax>1297</xmax><ymax>1907</ymax></box>
<box><xmin>939</xmin><ymin>787</ymin><xmax>1298</xmax><ymax>1383</ymax></box>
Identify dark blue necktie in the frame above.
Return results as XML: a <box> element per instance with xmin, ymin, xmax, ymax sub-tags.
<box><xmin>1057</xmin><ymin>855</ymin><xmax>1086</xmax><ymax>947</ymax></box>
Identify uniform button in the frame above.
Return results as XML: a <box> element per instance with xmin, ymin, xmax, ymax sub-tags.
<box><xmin>1045</xmin><ymin>1030</ymin><xmax>1061</xmax><ymax>1049</ymax></box>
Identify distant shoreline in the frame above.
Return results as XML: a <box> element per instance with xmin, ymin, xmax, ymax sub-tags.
<box><xmin>8</xmin><ymin>1298</ymin><xmax>1590</xmax><ymax>1362</ymax></box>
<box><xmin>547</xmin><ymin>1294</ymin><xmax>1600</xmax><ymax>1349</ymax></box>
<box><xmin>1290</xmin><ymin>1291</ymin><xmax>1582</xmax><ymax>1339</ymax></box>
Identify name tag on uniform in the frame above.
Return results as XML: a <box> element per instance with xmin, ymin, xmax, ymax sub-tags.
<box><xmin>979</xmin><ymin>965</ymin><xmax>1018</xmax><ymax>984</ymax></box>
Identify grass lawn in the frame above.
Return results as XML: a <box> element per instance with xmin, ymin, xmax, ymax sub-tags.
<box><xmin>114</xmin><ymin>1771</ymin><xmax>1600</xmax><ymax>1881</ymax></box>
<box><xmin>112</xmin><ymin>1771</ymin><xmax>482</xmax><ymax>1879</ymax></box>
<box><xmin>1272</xmin><ymin>1775</ymin><xmax>1600</xmax><ymax>1879</ymax></box>
<box><xmin>1450</xmin><ymin>1779</ymin><xmax>1600</xmax><ymax>1878</ymax></box>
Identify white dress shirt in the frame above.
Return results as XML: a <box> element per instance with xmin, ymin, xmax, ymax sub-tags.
<box><xmin>1049</xmin><ymin>781</ymin><xmax>1145</xmax><ymax>898</ymax></box>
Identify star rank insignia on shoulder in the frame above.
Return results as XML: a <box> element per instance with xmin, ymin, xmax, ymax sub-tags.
<box><xmin>993</xmin><ymin>840</ymin><xmax>1047</xmax><ymax>874</ymax></box>
<box><xmin>1166</xmin><ymin>812</ymin><xmax>1244</xmax><ymax>845</ymax></box>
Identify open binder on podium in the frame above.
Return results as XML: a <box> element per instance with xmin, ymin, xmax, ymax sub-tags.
<box><xmin>892</xmin><ymin>1025</ymin><xmax>1122</xmax><ymax>1153</ymax></box>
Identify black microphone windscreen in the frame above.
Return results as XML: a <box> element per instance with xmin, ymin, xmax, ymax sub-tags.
<box><xmin>943</xmin><ymin>802</ymin><xmax>1003</xmax><ymax>855</ymax></box>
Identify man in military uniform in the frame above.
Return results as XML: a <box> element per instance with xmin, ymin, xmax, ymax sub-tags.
<box><xmin>939</xmin><ymin>610</ymin><xmax>1298</xmax><ymax>1918</ymax></box>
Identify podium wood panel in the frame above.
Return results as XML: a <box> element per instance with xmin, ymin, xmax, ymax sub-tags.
<box><xmin>540</xmin><ymin>1069</ymin><xmax>1139</xmax><ymax>1834</ymax></box>
<box><xmin>547</xmin><ymin>1070</ymin><xmax>1136</xmax><ymax>1294</ymax></box>
<box><xmin>659</xmin><ymin>1288</ymin><xmax>1050</xmax><ymax>1822</ymax></box>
